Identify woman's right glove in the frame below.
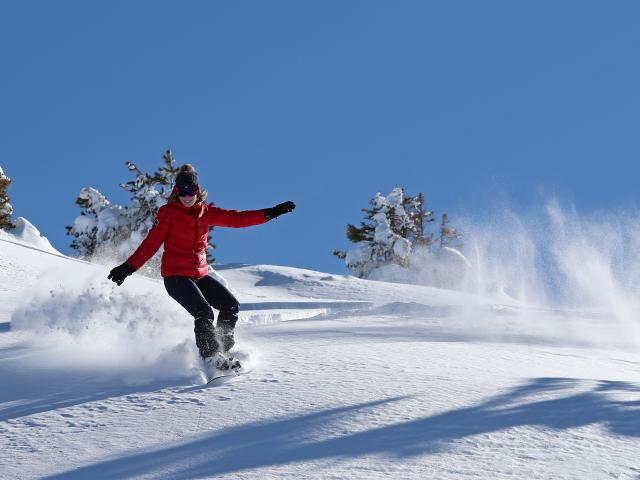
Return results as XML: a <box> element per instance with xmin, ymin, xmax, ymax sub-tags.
<box><xmin>265</xmin><ymin>201</ymin><xmax>296</xmax><ymax>220</ymax></box>
<box><xmin>108</xmin><ymin>262</ymin><xmax>136</xmax><ymax>286</ymax></box>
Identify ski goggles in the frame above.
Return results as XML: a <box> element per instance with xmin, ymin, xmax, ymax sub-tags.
<box><xmin>177</xmin><ymin>184</ymin><xmax>198</xmax><ymax>196</ymax></box>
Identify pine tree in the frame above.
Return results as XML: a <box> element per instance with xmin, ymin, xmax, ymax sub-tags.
<box><xmin>67</xmin><ymin>149</ymin><xmax>217</xmax><ymax>267</ymax></box>
<box><xmin>439</xmin><ymin>213</ymin><xmax>463</xmax><ymax>248</ymax></box>
<box><xmin>408</xmin><ymin>192</ymin><xmax>435</xmax><ymax>248</ymax></box>
<box><xmin>65</xmin><ymin>187</ymin><xmax>119</xmax><ymax>256</ymax></box>
<box><xmin>335</xmin><ymin>188</ymin><xmax>413</xmax><ymax>278</ymax></box>
<box><xmin>386</xmin><ymin>188</ymin><xmax>412</xmax><ymax>239</ymax></box>
<box><xmin>120</xmin><ymin>161</ymin><xmax>170</xmax><ymax>237</ymax></box>
<box><xmin>337</xmin><ymin>188</ymin><xmax>431</xmax><ymax>248</ymax></box>
<box><xmin>68</xmin><ymin>153</ymin><xmax>173</xmax><ymax>262</ymax></box>
<box><xmin>335</xmin><ymin>194</ymin><xmax>382</xmax><ymax>252</ymax></box>
<box><xmin>333</xmin><ymin>195</ymin><xmax>380</xmax><ymax>260</ymax></box>
<box><xmin>336</xmin><ymin>187</ymin><xmax>463</xmax><ymax>279</ymax></box>
<box><xmin>155</xmin><ymin>149</ymin><xmax>182</xmax><ymax>184</ymax></box>
<box><xmin>0</xmin><ymin>166</ymin><xmax>15</xmax><ymax>231</ymax></box>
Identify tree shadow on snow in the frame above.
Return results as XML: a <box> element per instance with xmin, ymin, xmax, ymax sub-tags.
<box><xmin>43</xmin><ymin>377</ymin><xmax>640</xmax><ymax>479</ymax></box>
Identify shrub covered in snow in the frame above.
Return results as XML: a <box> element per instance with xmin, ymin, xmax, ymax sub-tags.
<box><xmin>0</xmin><ymin>165</ymin><xmax>15</xmax><ymax>231</ymax></box>
<box><xmin>335</xmin><ymin>187</ymin><xmax>469</xmax><ymax>288</ymax></box>
<box><xmin>66</xmin><ymin>150</ymin><xmax>195</xmax><ymax>275</ymax></box>
<box><xmin>336</xmin><ymin>188</ymin><xmax>427</xmax><ymax>278</ymax></box>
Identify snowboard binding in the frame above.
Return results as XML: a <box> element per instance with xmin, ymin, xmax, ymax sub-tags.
<box><xmin>205</xmin><ymin>352</ymin><xmax>242</xmax><ymax>373</ymax></box>
<box><xmin>214</xmin><ymin>352</ymin><xmax>241</xmax><ymax>371</ymax></box>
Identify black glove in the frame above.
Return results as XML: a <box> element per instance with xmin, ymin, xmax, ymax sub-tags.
<box><xmin>265</xmin><ymin>201</ymin><xmax>296</xmax><ymax>220</ymax></box>
<box><xmin>107</xmin><ymin>262</ymin><xmax>136</xmax><ymax>286</ymax></box>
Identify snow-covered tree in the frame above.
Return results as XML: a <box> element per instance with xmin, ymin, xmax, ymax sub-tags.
<box><xmin>408</xmin><ymin>192</ymin><xmax>435</xmax><ymax>248</ymax></box>
<box><xmin>0</xmin><ymin>166</ymin><xmax>16</xmax><ymax>231</ymax></box>
<box><xmin>65</xmin><ymin>187</ymin><xmax>124</xmax><ymax>257</ymax></box>
<box><xmin>439</xmin><ymin>213</ymin><xmax>463</xmax><ymax>249</ymax></box>
<box><xmin>335</xmin><ymin>187</ymin><xmax>464</xmax><ymax>282</ymax></box>
<box><xmin>120</xmin><ymin>152</ymin><xmax>177</xmax><ymax>240</ymax></box>
<box><xmin>336</xmin><ymin>188</ymin><xmax>416</xmax><ymax>278</ymax></box>
<box><xmin>67</xmin><ymin>149</ymin><xmax>217</xmax><ymax>271</ymax></box>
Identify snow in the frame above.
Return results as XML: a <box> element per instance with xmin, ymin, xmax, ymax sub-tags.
<box><xmin>392</xmin><ymin>236</ymin><xmax>411</xmax><ymax>257</ymax></box>
<box><xmin>71</xmin><ymin>213</ymin><xmax>96</xmax><ymax>233</ymax></box>
<box><xmin>344</xmin><ymin>243</ymin><xmax>371</xmax><ymax>267</ymax></box>
<box><xmin>0</xmin><ymin>203</ymin><xmax>12</xmax><ymax>216</ymax></box>
<box><xmin>1</xmin><ymin>230</ymin><xmax>640</xmax><ymax>479</ymax></box>
<box><xmin>369</xmin><ymin>246</ymin><xmax>473</xmax><ymax>290</ymax></box>
<box><xmin>373</xmin><ymin>212</ymin><xmax>395</xmax><ymax>245</ymax></box>
<box><xmin>0</xmin><ymin>217</ymin><xmax>61</xmax><ymax>255</ymax></box>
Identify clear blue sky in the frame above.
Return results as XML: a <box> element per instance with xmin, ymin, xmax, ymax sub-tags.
<box><xmin>2</xmin><ymin>1</ymin><xmax>639</xmax><ymax>273</ymax></box>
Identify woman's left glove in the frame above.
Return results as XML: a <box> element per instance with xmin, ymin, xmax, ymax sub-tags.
<box><xmin>108</xmin><ymin>262</ymin><xmax>136</xmax><ymax>286</ymax></box>
<box><xmin>265</xmin><ymin>201</ymin><xmax>296</xmax><ymax>220</ymax></box>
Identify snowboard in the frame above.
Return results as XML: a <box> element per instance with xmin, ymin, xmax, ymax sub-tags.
<box><xmin>206</xmin><ymin>367</ymin><xmax>247</xmax><ymax>384</ymax></box>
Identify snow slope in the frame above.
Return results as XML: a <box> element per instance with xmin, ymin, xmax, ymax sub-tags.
<box><xmin>1</xmin><ymin>236</ymin><xmax>639</xmax><ymax>479</ymax></box>
<box><xmin>0</xmin><ymin>217</ymin><xmax>61</xmax><ymax>256</ymax></box>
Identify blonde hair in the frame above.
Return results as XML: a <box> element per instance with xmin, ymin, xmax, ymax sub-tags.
<box><xmin>169</xmin><ymin>164</ymin><xmax>208</xmax><ymax>203</ymax></box>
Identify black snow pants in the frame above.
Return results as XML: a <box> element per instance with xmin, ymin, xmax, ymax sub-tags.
<box><xmin>164</xmin><ymin>275</ymin><xmax>240</xmax><ymax>359</ymax></box>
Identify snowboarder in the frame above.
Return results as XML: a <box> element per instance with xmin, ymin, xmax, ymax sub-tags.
<box><xmin>107</xmin><ymin>164</ymin><xmax>295</xmax><ymax>373</ymax></box>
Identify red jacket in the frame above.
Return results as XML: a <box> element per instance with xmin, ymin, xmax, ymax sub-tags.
<box><xmin>127</xmin><ymin>200</ymin><xmax>268</xmax><ymax>278</ymax></box>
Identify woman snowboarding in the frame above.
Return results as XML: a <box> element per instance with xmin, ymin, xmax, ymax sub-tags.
<box><xmin>107</xmin><ymin>164</ymin><xmax>295</xmax><ymax>373</ymax></box>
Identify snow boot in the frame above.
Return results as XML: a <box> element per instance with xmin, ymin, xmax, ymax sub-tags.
<box><xmin>216</xmin><ymin>310</ymin><xmax>238</xmax><ymax>353</ymax></box>
<box><xmin>194</xmin><ymin>316</ymin><xmax>219</xmax><ymax>359</ymax></box>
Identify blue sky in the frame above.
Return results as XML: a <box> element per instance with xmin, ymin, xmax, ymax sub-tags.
<box><xmin>2</xmin><ymin>1</ymin><xmax>640</xmax><ymax>273</ymax></box>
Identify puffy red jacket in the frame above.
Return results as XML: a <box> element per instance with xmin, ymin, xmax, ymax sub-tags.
<box><xmin>127</xmin><ymin>200</ymin><xmax>268</xmax><ymax>278</ymax></box>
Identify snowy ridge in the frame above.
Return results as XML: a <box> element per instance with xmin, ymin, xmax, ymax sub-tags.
<box><xmin>0</xmin><ymin>217</ymin><xmax>61</xmax><ymax>255</ymax></box>
<box><xmin>1</xmin><ymin>238</ymin><xmax>640</xmax><ymax>479</ymax></box>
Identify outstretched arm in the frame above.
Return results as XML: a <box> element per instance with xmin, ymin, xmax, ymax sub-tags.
<box><xmin>207</xmin><ymin>201</ymin><xmax>296</xmax><ymax>227</ymax></box>
<box><xmin>206</xmin><ymin>206</ymin><xmax>267</xmax><ymax>228</ymax></box>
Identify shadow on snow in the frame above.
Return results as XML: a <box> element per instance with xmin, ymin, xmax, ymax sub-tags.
<box><xmin>0</xmin><ymin>359</ymin><xmax>182</xmax><ymax>422</ymax></box>
<box><xmin>44</xmin><ymin>377</ymin><xmax>640</xmax><ymax>479</ymax></box>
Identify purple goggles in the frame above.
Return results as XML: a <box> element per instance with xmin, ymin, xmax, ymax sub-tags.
<box><xmin>177</xmin><ymin>184</ymin><xmax>198</xmax><ymax>196</ymax></box>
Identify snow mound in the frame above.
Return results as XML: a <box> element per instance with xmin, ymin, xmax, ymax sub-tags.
<box><xmin>0</xmin><ymin>217</ymin><xmax>61</xmax><ymax>255</ymax></box>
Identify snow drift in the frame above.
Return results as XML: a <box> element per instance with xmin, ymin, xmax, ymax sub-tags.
<box><xmin>0</xmin><ymin>217</ymin><xmax>61</xmax><ymax>255</ymax></box>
